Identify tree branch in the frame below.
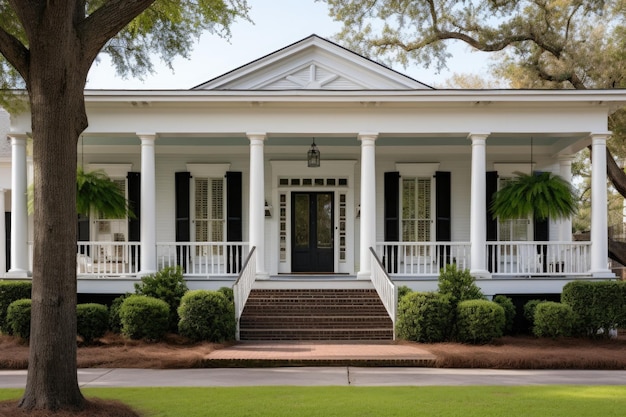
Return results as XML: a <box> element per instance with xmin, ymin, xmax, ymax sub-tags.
<box><xmin>78</xmin><ymin>0</ymin><xmax>157</xmax><ymax>69</ymax></box>
<box><xmin>0</xmin><ymin>25</ymin><xmax>29</xmax><ymax>82</ymax></box>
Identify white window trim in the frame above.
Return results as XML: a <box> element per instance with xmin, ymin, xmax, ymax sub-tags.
<box><xmin>493</xmin><ymin>163</ymin><xmax>534</xmax><ymax>177</ymax></box>
<box><xmin>186</xmin><ymin>163</ymin><xmax>231</xmax><ymax>178</ymax></box>
<box><xmin>395</xmin><ymin>163</ymin><xmax>440</xmax><ymax>177</ymax></box>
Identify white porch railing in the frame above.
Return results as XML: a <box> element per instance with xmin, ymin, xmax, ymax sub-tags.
<box><xmin>76</xmin><ymin>241</ymin><xmax>140</xmax><ymax>276</ymax></box>
<box><xmin>233</xmin><ymin>246</ymin><xmax>257</xmax><ymax>341</ymax></box>
<box><xmin>157</xmin><ymin>242</ymin><xmax>249</xmax><ymax>276</ymax></box>
<box><xmin>370</xmin><ymin>248</ymin><xmax>397</xmax><ymax>339</ymax></box>
<box><xmin>376</xmin><ymin>242</ymin><xmax>471</xmax><ymax>276</ymax></box>
<box><xmin>486</xmin><ymin>241</ymin><xmax>592</xmax><ymax>276</ymax></box>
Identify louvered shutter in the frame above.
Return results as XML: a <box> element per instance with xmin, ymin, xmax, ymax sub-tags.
<box><xmin>384</xmin><ymin>172</ymin><xmax>400</xmax><ymax>273</ymax></box>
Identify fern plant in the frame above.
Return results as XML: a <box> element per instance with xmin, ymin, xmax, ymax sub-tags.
<box><xmin>490</xmin><ymin>171</ymin><xmax>577</xmax><ymax>221</ymax></box>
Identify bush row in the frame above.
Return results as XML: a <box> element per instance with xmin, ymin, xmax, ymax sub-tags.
<box><xmin>0</xmin><ymin>280</ymin><xmax>32</xmax><ymax>334</ymax></box>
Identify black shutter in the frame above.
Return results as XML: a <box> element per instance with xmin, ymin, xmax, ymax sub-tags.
<box><xmin>435</xmin><ymin>171</ymin><xmax>451</xmax><ymax>268</ymax></box>
<box><xmin>226</xmin><ymin>171</ymin><xmax>243</xmax><ymax>273</ymax></box>
<box><xmin>384</xmin><ymin>172</ymin><xmax>400</xmax><ymax>273</ymax></box>
<box><xmin>486</xmin><ymin>171</ymin><xmax>498</xmax><ymax>272</ymax></box>
<box><xmin>175</xmin><ymin>172</ymin><xmax>191</xmax><ymax>271</ymax></box>
<box><xmin>127</xmin><ymin>172</ymin><xmax>141</xmax><ymax>242</ymax></box>
<box><xmin>77</xmin><ymin>214</ymin><xmax>90</xmax><ymax>255</ymax></box>
<box><xmin>4</xmin><ymin>212</ymin><xmax>10</xmax><ymax>272</ymax></box>
<box><xmin>533</xmin><ymin>172</ymin><xmax>550</xmax><ymax>272</ymax></box>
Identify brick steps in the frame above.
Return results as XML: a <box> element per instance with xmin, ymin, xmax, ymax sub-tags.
<box><xmin>239</xmin><ymin>289</ymin><xmax>393</xmax><ymax>341</ymax></box>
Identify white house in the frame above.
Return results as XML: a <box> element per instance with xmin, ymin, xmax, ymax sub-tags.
<box><xmin>2</xmin><ymin>35</ymin><xmax>625</xmax><ymax>310</ymax></box>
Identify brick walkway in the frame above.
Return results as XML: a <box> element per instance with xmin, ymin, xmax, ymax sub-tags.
<box><xmin>205</xmin><ymin>341</ymin><xmax>436</xmax><ymax>367</ymax></box>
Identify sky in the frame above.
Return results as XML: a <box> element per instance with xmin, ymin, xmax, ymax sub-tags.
<box><xmin>85</xmin><ymin>0</ymin><xmax>492</xmax><ymax>90</ymax></box>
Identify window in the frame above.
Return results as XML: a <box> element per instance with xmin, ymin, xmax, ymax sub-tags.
<box><xmin>497</xmin><ymin>176</ymin><xmax>531</xmax><ymax>242</ymax></box>
<box><xmin>401</xmin><ymin>177</ymin><xmax>432</xmax><ymax>242</ymax></box>
<box><xmin>194</xmin><ymin>177</ymin><xmax>224</xmax><ymax>243</ymax></box>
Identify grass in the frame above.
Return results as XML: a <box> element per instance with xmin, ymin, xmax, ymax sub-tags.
<box><xmin>2</xmin><ymin>386</ymin><xmax>626</xmax><ymax>417</ymax></box>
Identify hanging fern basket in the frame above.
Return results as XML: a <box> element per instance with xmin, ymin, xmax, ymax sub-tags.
<box><xmin>490</xmin><ymin>172</ymin><xmax>577</xmax><ymax>221</ymax></box>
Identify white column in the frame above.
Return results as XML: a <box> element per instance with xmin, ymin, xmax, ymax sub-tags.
<box><xmin>357</xmin><ymin>133</ymin><xmax>378</xmax><ymax>279</ymax></box>
<box><xmin>248</xmin><ymin>133</ymin><xmax>267</xmax><ymax>278</ymax></box>
<box><xmin>590</xmin><ymin>133</ymin><xmax>613</xmax><ymax>277</ymax></box>
<box><xmin>7</xmin><ymin>134</ymin><xmax>29</xmax><ymax>277</ymax></box>
<box><xmin>138</xmin><ymin>133</ymin><xmax>157</xmax><ymax>275</ymax></box>
<box><xmin>0</xmin><ymin>188</ymin><xmax>5</xmax><ymax>277</ymax></box>
<box><xmin>558</xmin><ymin>155</ymin><xmax>574</xmax><ymax>242</ymax></box>
<box><xmin>469</xmin><ymin>133</ymin><xmax>490</xmax><ymax>278</ymax></box>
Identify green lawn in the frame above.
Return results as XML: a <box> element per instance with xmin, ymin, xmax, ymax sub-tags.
<box><xmin>1</xmin><ymin>386</ymin><xmax>625</xmax><ymax>416</ymax></box>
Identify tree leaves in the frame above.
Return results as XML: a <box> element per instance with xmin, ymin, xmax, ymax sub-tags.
<box><xmin>76</xmin><ymin>167</ymin><xmax>133</xmax><ymax>218</ymax></box>
<box><xmin>490</xmin><ymin>171</ymin><xmax>577</xmax><ymax>220</ymax></box>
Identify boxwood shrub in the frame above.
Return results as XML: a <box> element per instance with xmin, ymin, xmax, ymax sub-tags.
<box><xmin>119</xmin><ymin>295</ymin><xmax>169</xmax><ymax>341</ymax></box>
<box><xmin>437</xmin><ymin>264</ymin><xmax>484</xmax><ymax>306</ymax></box>
<box><xmin>0</xmin><ymin>280</ymin><xmax>32</xmax><ymax>334</ymax></box>
<box><xmin>178</xmin><ymin>290</ymin><xmax>236</xmax><ymax>342</ymax></box>
<box><xmin>493</xmin><ymin>295</ymin><xmax>516</xmax><ymax>335</ymax></box>
<box><xmin>77</xmin><ymin>303</ymin><xmax>109</xmax><ymax>344</ymax></box>
<box><xmin>396</xmin><ymin>291</ymin><xmax>453</xmax><ymax>343</ymax></box>
<box><xmin>6</xmin><ymin>298</ymin><xmax>31</xmax><ymax>340</ymax></box>
<box><xmin>456</xmin><ymin>300</ymin><xmax>505</xmax><ymax>344</ymax></box>
<box><xmin>108</xmin><ymin>294</ymin><xmax>129</xmax><ymax>334</ymax></box>
<box><xmin>134</xmin><ymin>266</ymin><xmax>188</xmax><ymax>332</ymax></box>
<box><xmin>533</xmin><ymin>301</ymin><xmax>576</xmax><ymax>338</ymax></box>
<box><xmin>561</xmin><ymin>280</ymin><xmax>626</xmax><ymax>337</ymax></box>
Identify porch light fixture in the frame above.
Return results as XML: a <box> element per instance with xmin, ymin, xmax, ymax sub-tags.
<box><xmin>307</xmin><ymin>139</ymin><xmax>320</xmax><ymax>168</ymax></box>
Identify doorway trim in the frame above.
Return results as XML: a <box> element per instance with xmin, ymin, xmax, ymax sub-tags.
<box><xmin>269</xmin><ymin>160</ymin><xmax>357</xmax><ymax>275</ymax></box>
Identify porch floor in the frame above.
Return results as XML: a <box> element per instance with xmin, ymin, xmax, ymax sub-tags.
<box><xmin>206</xmin><ymin>341</ymin><xmax>436</xmax><ymax>367</ymax></box>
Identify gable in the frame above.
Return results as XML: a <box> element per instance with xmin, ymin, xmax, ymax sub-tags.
<box><xmin>194</xmin><ymin>35</ymin><xmax>431</xmax><ymax>91</ymax></box>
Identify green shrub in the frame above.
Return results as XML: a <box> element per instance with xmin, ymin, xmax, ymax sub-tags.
<box><xmin>177</xmin><ymin>290</ymin><xmax>236</xmax><ymax>342</ymax></box>
<box><xmin>134</xmin><ymin>266</ymin><xmax>188</xmax><ymax>332</ymax></box>
<box><xmin>218</xmin><ymin>286</ymin><xmax>234</xmax><ymax>304</ymax></box>
<box><xmin>561</xmin><ymin>281</ymin><xmax>626</xmax><ymax>337</ymax></box>
<box><xmin>119</xmin><ymin>295</ymin><xmax>169</xmax><ymax>341</ymax></box>
<box><xmin>77</xmin><ymin>303</ymin><xmax>109</xmax><ymax>344</ymax></box>
<box><xmin>0</xmin><ymin>281</ymin><xmax>32</xmax><ymax>334</ymax></box>
<box><xmin>396</xmin><ymin>292</ymin><xmax>453</xmax><ymax>343</ymax></box>
<box><xmin>523</xmin><ymin>299</ymin><xmax>547</xmax><ymax>324</ymax></box>
<box><xmin>397</xmin><ymin>285</ymin><xmax>412</xmax><ymax>302</ymax></box>
<box><xmin>6</xmin><ymin>298</ymin><xmax>31</xmax><ymax>340</ymax></box>
<box><xmin>438</xmin><ymin>264</ymin><xmax>484</xmax><ymax>306</ymax></box>
<box><xmin>493</xmin><ymin>295</ymin><xmax>516</xmax><ymax>335</ymax></box>
<box><xmin>456</xmin><ymin>300</ymin><xmax>505</xmax><ymax>344</ymax></box>
<box><xmin>108</xmin><ymin>294</ymin><xmax>129</xmax><ymax>334</ymax></box>
<box><xmin>533</xmin><ymin>301</ymin><xmax>576</xmax><ymax>338</ymax></box>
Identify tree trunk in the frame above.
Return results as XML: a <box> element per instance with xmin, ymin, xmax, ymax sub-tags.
<box><xmin>18</xmin><ymin>12</ymin><xmax>88</xmax><ymax>411</ymax></box>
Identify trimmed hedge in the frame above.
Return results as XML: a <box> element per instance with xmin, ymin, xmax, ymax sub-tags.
<box><xmin>396</xmin><ymin>291</ymin><xmax>453</xmax><ymax>343</ymax></box>
<box><xmin>119</xmin><ymin>295</ymin><xmax>169</xmax><ymax>341</ymax></box>
<box><xmin>0</xmin><ymin>280</ymin><xmax>32</xmax><ymax>334</ymax></box>
<box><xmin>523</xmin><ymin>299</ymin><xmax>547</xmax><ymax>324</ymax></box>
<box><xmin>134</xmin><ymin>266</ymin><xmax>188</xmax><ymax>332</ymax></box>
<box><xmin>438</xmin><ymin>264</ymin><xmax>484</xmax><ymax>305</ymax></box>
<box><xmin>6</xmin><ymin>298</ymin><xmax>31</xmax><ymax>340</ymax></box>
<box><xmin>561</xmin><ymin>281</ymin><xmax>626</xmax><ymax>337</ymax></box>
<box><xmin>177</xmin><ymin>290</ymin><xmax>236</xmax><ymax>342</ymax></box>
<box><xmin>456</xmin><ymin>300</ymin><xmax>505</xmax><ymax>344</ymax></box>
<box><xmin>108</xmin><ymin>294</ymin><xmax>129</xmax><ymax>334</ymax></box>
<box><xmin>77</xmin><ymin>303</ymin><xmax>109</xmax><ymax>343</ymax></box>
<box><xmin>493</xmin><ymin>295</ymin><xmax>516</xmax><ymax>335</ymax></box>
<box><xmin>533</xmin><ymin>301</ymin><xmax>576</xmax><ymax>338</ymax></box>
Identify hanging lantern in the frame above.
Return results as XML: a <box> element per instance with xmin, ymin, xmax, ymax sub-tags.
<box><xmin>307</xmin><ymin>139</ymin><xmax>320</xmax><ymax>168</ymax></box>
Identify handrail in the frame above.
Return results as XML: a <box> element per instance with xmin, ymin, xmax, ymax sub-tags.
<box><xmin>233</xmin><ymin>246</ymin><xmax>257</xmax><ymax>341</ymax></box>
<box><xmin>369</xmin><ymin>247</ymin><xmax>397</xmax><ymax>340</ymax></box>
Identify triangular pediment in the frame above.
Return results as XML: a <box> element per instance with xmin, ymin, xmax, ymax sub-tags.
<box><xmin>193</xmin><ymin>35</ymin><xmax>431</xmax><ymax>91</ymax></box>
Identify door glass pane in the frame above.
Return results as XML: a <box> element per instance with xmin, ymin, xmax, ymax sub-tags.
<box><xmin>294</xmin><ymin>194</ymin><xmax>309</xmax><ymax>248</ymax></box>
<box><xmin>317</xmin><ymin>194</ymin><xmax>332</xmax><ymax>248</ymax></box>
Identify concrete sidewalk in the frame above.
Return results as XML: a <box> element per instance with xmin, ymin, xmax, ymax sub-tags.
<box><xmin>2</xmin><ymin>368</ymin><xmax>626</xmax><ymax>388</ymax></box>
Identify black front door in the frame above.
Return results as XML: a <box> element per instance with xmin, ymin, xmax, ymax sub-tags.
<box><xmin>291</xmin><ymin>192</ymin><xmax>334</xmax><ymax>273</ymax></box>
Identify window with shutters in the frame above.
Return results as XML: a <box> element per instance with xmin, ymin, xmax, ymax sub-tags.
<box><xmin>401</xmin><ymin>177</ymin><xmax>432</xmax><ymax>243</ymax></box>
<box><xmin>194</xmin><ymin>177</ymin><xmax>224</xmax><ymax>244</ymax></box>
<box><xmin>94</xmin><ymin>178</ymin><xmax>127</xmax><ymax>243</ymax></box>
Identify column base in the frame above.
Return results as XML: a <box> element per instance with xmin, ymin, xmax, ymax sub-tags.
<box><xmin>356</xmin><ymin>271</ymin><xmax>371</xmax><ymax>280</ymax></box>
<box><xmin>5</xmin><ymin>269</ymin><xmax>31</xmax><ymax>278</ymax></box>
<box><xmin>255</xmin><ymin>271</ymin><xmax>270</xmax><ymax>280</ymax></box>
<box><xmin>137</xmin><ymin>270</ymin><xmax>157</xmax><ymax>277</ymax></box>
<box><xmin>590</xmin><ymin>269</ymin><xmax>615</xmax><ymax>279</ymax></box>
<box><xmin>469</xmin><ymin>269</ymin><xmax>491</xmax><ymax>279</ymax></box>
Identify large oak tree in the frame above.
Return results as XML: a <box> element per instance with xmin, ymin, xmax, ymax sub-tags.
<box><xmin>322</xmin><ymin>0</ymin><xmax>626</xmax><ymax>262</ymax></box>
<box><xmin>0</xmin><ymin>0</ymin><xmax>248</xmax><ymax>411</ymax></box>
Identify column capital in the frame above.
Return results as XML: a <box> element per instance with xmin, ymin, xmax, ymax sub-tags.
<box><xmin>467</xmin><ymin>132</ymin><xmax>490</xmax><ymax>142</ymax></box>
<box><xmin>246</xmin><ymin>132</ymin><xmax>267</xmax><ymax>142</ymax></box>
<box><xmin>589</xmin><ymin>132</ymin><xmax>611</xmax><ymax>144</ymax></box>
<box><xmin>557</xmin><ymin>154</ymin><xmax>575</xmax><ymax>163</ymax></box>
<box><xmin>357</xmin><ymin>132</ymin><xmax>378</xmax><ymax>142</ymax></box>
<box><xmin>8</xmin><ymin>134</ymin><xmax>28</xmax><ymax>145</ymax></box>
<box><xmin>136</xmin><ymin>133</ymin><xmax>157</xmax><ymax>142</ymax></box>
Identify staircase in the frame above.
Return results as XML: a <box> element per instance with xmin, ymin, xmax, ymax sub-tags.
<box><xmin>239</xmin><ymin>288</ymin><xmax>393</xmax><ymax>341</ymax></box>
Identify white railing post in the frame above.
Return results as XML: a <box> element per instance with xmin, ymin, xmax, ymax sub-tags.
<box><xmin>369</xmin><ymin>248</ymin><xmax>397</xmax><ymax>339</ymax></box>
